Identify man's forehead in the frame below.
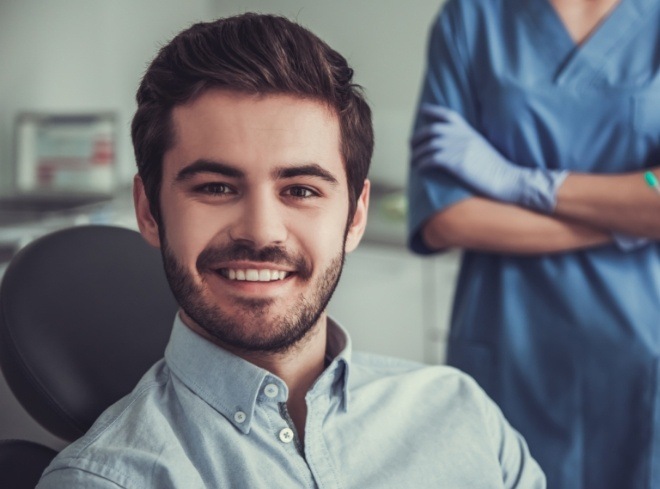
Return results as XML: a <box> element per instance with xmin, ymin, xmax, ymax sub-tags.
<box><xmin>165</xmin><ymin>90</ymin><xmax>346</xmax><ymax>181</ymax></box>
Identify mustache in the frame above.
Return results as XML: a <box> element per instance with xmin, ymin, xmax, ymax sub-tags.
<box><xmin>196</xmin><ymin>243</ymin><xmax>311</xmax><ymax>278</ymax></box>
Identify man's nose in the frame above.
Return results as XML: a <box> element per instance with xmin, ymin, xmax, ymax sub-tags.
<box><xmin>229</xmin><ymin>191</ymin><xmax>288</xmax><ymax>248</ymax></box>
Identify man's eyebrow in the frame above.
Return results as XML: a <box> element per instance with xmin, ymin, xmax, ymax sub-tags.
<box><xmin>175</xmin><ymin>159</ymin><xmax>245</xmax><ymax>182</ymax></box>
<box><xmin>274</xmin><ymin>164</ymin><xmax>339</xmax><ymax>185</ymax></box>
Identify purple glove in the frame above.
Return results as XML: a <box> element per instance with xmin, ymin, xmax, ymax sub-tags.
<box><xmin>411</xmin><ymin>104</ymin><xmax>567</xmax><ymax>213</ymax></box>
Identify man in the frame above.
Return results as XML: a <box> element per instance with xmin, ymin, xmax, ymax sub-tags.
<box><xmin>38</xmin><ymin>13</ymin><xmax>544</xmax><ymax>488</ymax></box>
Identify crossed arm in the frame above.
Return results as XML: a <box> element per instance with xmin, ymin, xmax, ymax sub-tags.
<box><xmin>422</xmin><ymin>196</ymin><xmax>611</xmax><ymax>255</ymax></box>
<box><xmin>416</xmin><ymin>107</ymin><xmax>660</xmax><ymax>255</ymax></box>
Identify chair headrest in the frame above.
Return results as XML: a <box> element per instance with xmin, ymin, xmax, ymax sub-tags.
<box><xmin>0</xmin><ymin>439</ymin><xmax>58</xmax><ymax>488</ymax></box>
<box><xmin>0</xmin><ymin>225</ymin><xmax>178</xmax><ymax>442</ymax></box>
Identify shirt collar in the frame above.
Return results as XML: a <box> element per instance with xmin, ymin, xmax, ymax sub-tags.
<box><xmin>164</xmin><ymin>314</ymin><xmax>352</xmax><ymax>434</ymax></box>
<box><xmin>323</xmin><ymin>317</ymin><xmax>351</xmax><ymax>412</ymax></box>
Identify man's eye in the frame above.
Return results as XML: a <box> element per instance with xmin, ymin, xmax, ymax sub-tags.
<box><xmin>194</xmin><ymin>183</ymin><xmax>232</xmax><ymax>195</ymax></box>
<box><xmin>286</xmin><ymin>186</ymin><xmax>317</xmax><ymax>198</ymax></box>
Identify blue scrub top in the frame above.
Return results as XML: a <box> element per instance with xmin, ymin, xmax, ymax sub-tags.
<box><xmin>407</xmin><ymin>1</ymin><xmax>660</xmax><ymax>488</ymax></box>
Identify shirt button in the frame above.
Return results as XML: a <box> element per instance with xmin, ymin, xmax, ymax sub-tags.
<box><xmin>279</xmin><ymin>428</ymin><xmax>294</xmax><ymax>443</ymax></box>
<box><xmin>264</xmin><ymin>383</ymin><xmax>279</xmax><ymax>398</ymax></box>
<box><xmin>234</xmin><ymin>411</ymin><xmax>246</xmax><ymax>424</ymax></box>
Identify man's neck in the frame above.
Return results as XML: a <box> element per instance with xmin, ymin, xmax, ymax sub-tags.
<box><xmin>180</xmin><ymin>311</ymin><xmax>329</xmax><ymax>442</ymax></box>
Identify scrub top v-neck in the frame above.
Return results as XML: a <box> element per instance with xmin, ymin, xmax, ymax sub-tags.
<box><xmin>407</xmin><ymin>1</ymin><xmax>660</xmax><ymax>488</ymax></box>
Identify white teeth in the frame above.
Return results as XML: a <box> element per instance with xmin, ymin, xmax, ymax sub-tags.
<box><xmin>258</xmin><ymin>269</ymin><xmax>271</xmax><ymax>281</ymax></box>
<box><xmin>222</xmin><ymin>268</ymin><xmax>288</xmax><ymax>282</ymax></box>
<box><xmin>245</xmin><ymin>269</ymin><xmax>259</xmax><ymax>281</ymax></box>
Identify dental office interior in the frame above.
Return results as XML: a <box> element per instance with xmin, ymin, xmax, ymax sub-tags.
<box><xmin>0</xmin><ymin>0</ymin><xmax>459</xmax><ymax>451</ymax></box>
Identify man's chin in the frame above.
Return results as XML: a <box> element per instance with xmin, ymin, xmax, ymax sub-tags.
<box><xmin>229</xmin><ymin>295</ymin><xmax>276</xmax><ymax>309</ymax></box>
<box><xmin>180</xmin><ymin>307</ymin><xmax>317</xmax><ymax>354</ymax></box>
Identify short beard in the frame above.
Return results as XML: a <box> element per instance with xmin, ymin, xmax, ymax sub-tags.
<box><xmin>160</xmin><ymin>238</ymin><xmax>345</xmax><ymax>355</ymax></box>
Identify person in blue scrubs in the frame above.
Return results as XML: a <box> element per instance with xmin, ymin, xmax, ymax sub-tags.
<box><xmin>407</xmin><ymin>0</ymin><xmax>660</xmax><ymax>488</ymax></box>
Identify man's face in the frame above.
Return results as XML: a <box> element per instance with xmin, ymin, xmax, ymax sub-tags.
<box><xmin>135</xmin><ymin>90</ymin><xmax>368</xmax><ymax>354</ymax></box>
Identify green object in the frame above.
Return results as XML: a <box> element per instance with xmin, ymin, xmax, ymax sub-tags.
<box><xmin>379</xmin><ymin>192</ymin><xmax>407</xmax><ymax>221</ymax></box>
<box><xmin>645</xmin><ymin>171</ymin><xmax>659</xmax><ymax>189</ymax></box>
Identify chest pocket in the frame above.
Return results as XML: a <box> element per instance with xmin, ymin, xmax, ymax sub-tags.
<box><xmin>478</xmin><ymin>79</ymin><xmax>652</xmax><ymax>173</ymax></box>
<box><xmin>634</xmin><ymin>91</ymin><xmax>660</xmax><ymax>145</ymax></box>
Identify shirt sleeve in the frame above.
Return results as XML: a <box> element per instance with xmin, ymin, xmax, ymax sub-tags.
<box><xmin>407</xmin><ymin>0</ymin><xmax>479</xmax><ymax>254</ymax></box>
<box><xmin>37</xmin><ymin>467</ymin><xmax>127</xmax><ymax>489</ymax></box>
<box><xmin>480</xmin><ymin>390</ymin><xmax>547</xmax><ymax>489</ymax></box>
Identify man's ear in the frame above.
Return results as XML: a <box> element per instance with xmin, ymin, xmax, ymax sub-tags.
<box><xmin>345</xmin><ymin>179</ymin><xmax>370</xmax><ymax>254</ymax></box>
<box><xmin>133</xmin><ymin>175</ymin><xmax>161</xmax><ymax>248</ymax></box>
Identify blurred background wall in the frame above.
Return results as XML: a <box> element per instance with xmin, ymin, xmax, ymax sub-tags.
<box><xmin>0</xmin><ymin>0</ymin><xmax>213</xmax><ymax>190</ymax></box>
<box><xmin>0</xmin><ymin>0</ymin><xmax>457</xmax><ymax>450</ymax></box>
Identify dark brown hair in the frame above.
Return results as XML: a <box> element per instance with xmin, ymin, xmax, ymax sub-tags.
<box><xmin>131</xmin><ymin>13</ymin><xmax>373</xmax><ymax>222</ymax></box>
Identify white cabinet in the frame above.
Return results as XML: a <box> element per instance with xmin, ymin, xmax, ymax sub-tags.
<box><xmin>328</xmin><ymin>244</ymin><xmax>460</xmax><ymax>364</ymax></box>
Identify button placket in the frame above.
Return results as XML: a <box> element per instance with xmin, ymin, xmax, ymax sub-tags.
<box><xmin>277</xmin><ymin>402</ymin><xmax>304</xmax><ymax>455</ymax></box>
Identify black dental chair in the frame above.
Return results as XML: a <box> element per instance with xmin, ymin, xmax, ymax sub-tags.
<box><xmin>0</xmin><ymin>225</ymin><xmax>178</xmax><ymax>488</ymax></box>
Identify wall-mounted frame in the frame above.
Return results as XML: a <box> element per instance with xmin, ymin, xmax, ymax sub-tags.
<box><xmin>14</xmin><ymin>112</ymin><xmax>118</xmax><ymax>196</ymax></box>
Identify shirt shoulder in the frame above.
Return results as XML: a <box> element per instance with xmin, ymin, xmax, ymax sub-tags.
<box><xmin>350</xmin><ymin>352</ymin><xmax>512</xmax><ymax>439</ymax></box>
<box><xmin>38</xmin><ymin>361</ymin><xmax>205</xmax><ymax>489</ymax></box>
<box><xmin>348</xmin><ymin>353</ymin><xmax>545</xmax><ymax>487</ymax></box>
<box><xmin>351</xmin><ymin>351</ymin><xmax>490</xmax><ymax>405</ymax></box>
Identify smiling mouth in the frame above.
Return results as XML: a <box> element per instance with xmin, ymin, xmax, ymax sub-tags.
<box><xmin>218</xmin><ymin>268</ymin><xmax>291</xmax><ymax>282</ymax></box>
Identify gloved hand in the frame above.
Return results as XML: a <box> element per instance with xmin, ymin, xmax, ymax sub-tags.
<box><xmin>411</xmin><ymin>104</ymin><xmax>568</xmax><ymax>213</ymax></box>
<box><xmin>612</xmin><ymin>232</ymin><xmax>651</xmax><ymax>252</ymax></box>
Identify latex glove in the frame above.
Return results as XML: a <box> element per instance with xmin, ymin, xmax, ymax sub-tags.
<box><xmin>411</xmin><ymin>104</ymin><xmax>568</xmax><ymax>213</ymax></box>
<box><xmin>612</xmin><ymin>232</ymin><xmax>650</xmax><ymax>252</ymax></box>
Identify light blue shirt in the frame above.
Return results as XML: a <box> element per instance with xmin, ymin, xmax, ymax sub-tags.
<box><xmin>38</xmin><ymin>315</ymin><xmax>545</xmax><ymax>488</ymax></box>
